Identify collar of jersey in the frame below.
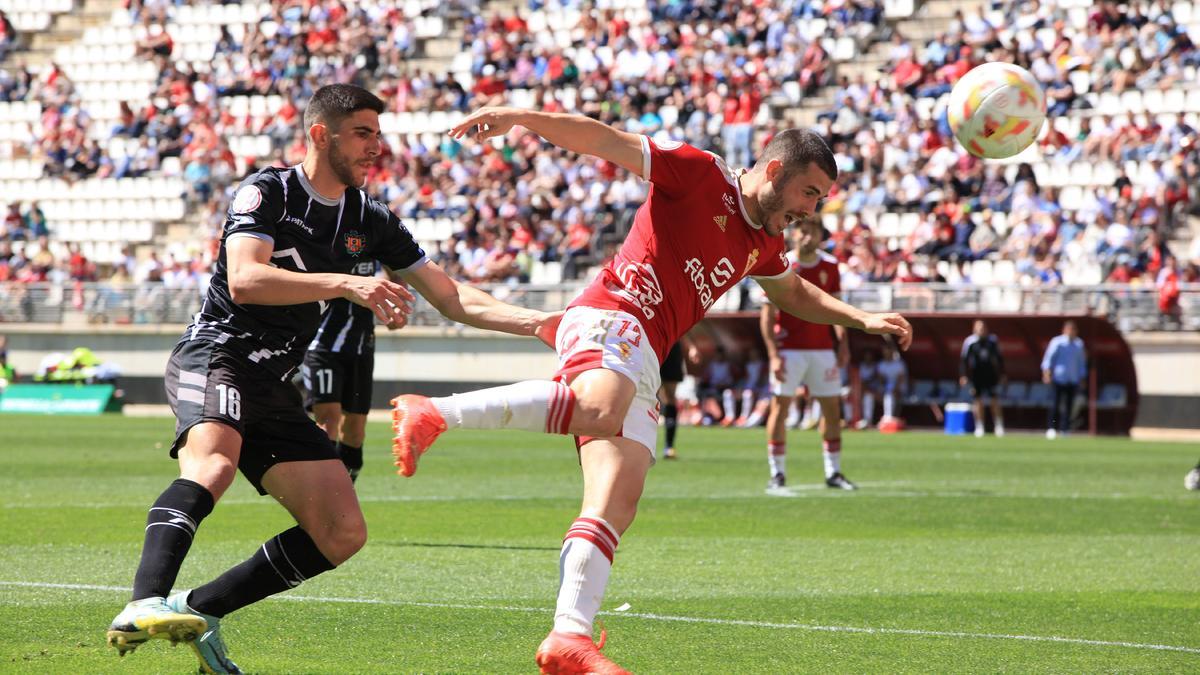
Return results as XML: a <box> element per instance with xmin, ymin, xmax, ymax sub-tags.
<box><xmin>733</xmin><ymin>169</ymin><xmax>763</xmax><ymax>230</ymax></box>
<box><xmin>293</xmin><ymin>164</ymin><xmax>344</xmax><ymax>207</ymax></box>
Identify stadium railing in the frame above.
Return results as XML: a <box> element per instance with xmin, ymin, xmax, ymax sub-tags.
<box><xmin>1</xmin><ymin>282</ymin><xmax>1197</xmax><ymax>332</ymax></box>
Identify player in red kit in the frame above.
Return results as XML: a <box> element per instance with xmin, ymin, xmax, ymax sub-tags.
<box><xmin>761</xmin><ymin>216</ymin><xmax>854</xmax><ymax>491</ymax></box>
<box><xmin>390</xmin><ymin>107</ymin><xmax>913</xmax><ymax>674</ymax></box>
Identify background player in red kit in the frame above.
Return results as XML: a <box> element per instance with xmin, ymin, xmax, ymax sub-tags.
<box><xmin>391</xmin><ymin>107</ymin><xmax>912</xmax><ymax>675</ymax></box>
<box><xmin>761</xmin><ymin>216</ymin><xmax>855</xmax><ymax>490</ymax></box>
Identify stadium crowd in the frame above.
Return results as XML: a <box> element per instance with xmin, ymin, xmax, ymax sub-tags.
<box><xmin>0</xmin><ymin>0</ymin><xmax>1198</xmax><ymax>297</ymax></box>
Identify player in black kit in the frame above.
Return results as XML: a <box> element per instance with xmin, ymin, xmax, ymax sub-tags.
<box><xmin>105</xmin><ymin>84</ymin><xmax>559</xmax><ymax>674</ymax></box>
<box><xmin>303</xmin><ymin>259</ymin><xmax>387</xmax><ymax>482</ymax></box>
<box><xmin>960</xmin><ymin>319</ymin><xmax>1007</xmax><ymax>437</ymax></box>
<box><xmin>658</xmin><ymin>341</ymin><xmax>685</xmax><ymax>459</ymax></box>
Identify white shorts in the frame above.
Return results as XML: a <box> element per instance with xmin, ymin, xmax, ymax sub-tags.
<box><xmin>770</xmin><ymin>349</ymin><xmax>840</xmax><ymax>398</ymax></box>
<box><xmin>554</xmin><ymin>306</ymin><xmax>661</xmax><ymax>458</ymax></box>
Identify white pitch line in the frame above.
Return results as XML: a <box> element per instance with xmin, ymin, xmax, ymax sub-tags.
<box><xmin>2</xmin><ymin>580</ymin><xmax>1197</xmax><ymax>655</ymax></box>
<box><xmin>2</xmin><ymin>486</ymin><xmax>1193</xmax><ymax>510</ymax></box>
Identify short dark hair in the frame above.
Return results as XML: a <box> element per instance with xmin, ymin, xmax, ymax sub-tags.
<box><xmin>303</xmin><ymin>84</ymin><xmax>385</xmax><ymax>135</ymax></box>
<box><xmin>757</xmin><ymin>128</ymin><xmax>837</xmax><ymax>182</ymax></box>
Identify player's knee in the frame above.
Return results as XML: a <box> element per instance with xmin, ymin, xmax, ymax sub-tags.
<box><xmin>572</xmin><ymin>398</ymin><xmax>626</xmax><ymax>437</ymax></box>
<box><xmin>187</xmin><ymin>454</ymin><xmax>238</xmax><ymax>494</ymax></box>
<box><xmin>317</xmin><ymin>517</ymin><xmax>367</xmax><ymax>565</ymax></box>
<box><xmin>587</xmin><ymin>409</ymin><xmax>626</xmax><ymax>437</ymax></box>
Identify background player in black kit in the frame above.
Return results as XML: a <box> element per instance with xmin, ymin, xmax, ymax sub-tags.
<box><xmin>657</xmin><ymin>341</ymin><xmax>685</xmax><ymax>460</ymax></box>
<box><xmin>105</xmin><ymin>84</ymin><xmax>558</xmax><ymax>674</ymax></box>
<box><xmin>302</xmin><ymin>259</ymin><xmax>389</xmax><ymax>482</ymax></box>
<box><xmin>960</xmin><ymin>319</ymin><xmax>1007</xmax><ymax>438</ymax></box>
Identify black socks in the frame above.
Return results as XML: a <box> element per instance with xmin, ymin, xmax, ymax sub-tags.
<box><xmin>131</xmin><ymin>479</ymin><xmax>215</xmax><ymax>601</ymax></box>
<box><xmin>187</xmin><ymin>526</ymin><xmax>336</xmax><ymax>618</ymax></box>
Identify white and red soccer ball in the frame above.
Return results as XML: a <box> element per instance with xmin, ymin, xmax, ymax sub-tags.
<box><xmin>947</xmin><ymin>62</ymin><xmax>1047</xmax><ymax>160</ymax></box>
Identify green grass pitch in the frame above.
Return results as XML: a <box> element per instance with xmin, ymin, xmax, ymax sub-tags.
<box><xmin>1</xmin><ymin>413</ymin><xmax>1198</xmax><ymax>673</ymax></box>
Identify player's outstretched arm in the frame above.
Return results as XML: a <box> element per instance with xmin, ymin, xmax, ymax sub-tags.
<box><xmin>448</xmin><ymin>107</ymin><xmax>645</xmax><ymax>178</ymax></box>
<box><xmin>756</xmin><ymin>272</ymin><xmax>913</xmax><ymax>351</ymax></box>
<box><xmin>226</xmin><ymin>236</ymin><xmax>414</xmax><ymax>326</ymax></box>
<box><xmin>402</xmin><ymin>261</ymin><xmax>560</xmax><ymax>347</ymax></box>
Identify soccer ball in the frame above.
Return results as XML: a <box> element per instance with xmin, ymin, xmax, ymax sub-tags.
<box><xmin>947</xmin><ymin>62</ymin><xmax>1046</xmax><ymax>159</ymax></box>
<box><xmin>1186</xmin><ymin>466</ymin><xmax>1200</xmax><ymax>491</ymax></box>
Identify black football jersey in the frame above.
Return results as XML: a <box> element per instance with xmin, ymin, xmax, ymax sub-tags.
<box><xmin>961</xmin><ymin>334</ymin><xmax>1005</xmax><ymax>378</ymax></box>
<box><xmin>182</xmin><ymin>166</ymin><xmax>426</xmax><ymax>380</ymax></box>
<box><xmin>308</xmin><ymin>259</ymin><xmax>379</xmax><ymax>356</ymax></box>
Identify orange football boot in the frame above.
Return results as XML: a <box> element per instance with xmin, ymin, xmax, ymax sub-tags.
<box><xmin>390</xmin><ymin>395</ymin><xmax>447</xmax><ymax>477</ymax></box>
<box><xmin>535</xmin><ymin>630</ymin><xmax>630</xmax><ymax>675</ymax></box>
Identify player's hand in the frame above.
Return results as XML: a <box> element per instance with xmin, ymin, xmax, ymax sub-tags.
<box><xmin>342</xmin><ymin>276</ymin><xmax>414</xmax><ymax>326</ymax></box>
<box><xmin>384</xmin><ymin>278</ymin><xmax>412</xmax><ymax>330</ymax></box>
<box><xmin>770</xmin><ymin>355</ymin><xmax>786</xmax><ymax>381</ymax></box>
<box><xmin>448</xmin><ymin>107</ymin><xmax>524</xmax><ymax>142</ymax></box>
<box><xmin>861</xmin><ymin>312</ymin><xmax>912</xmax><ymax>351</ymax></box>
<box><xmin>959</xmin><ymin>375</ymin><xmax>968</xmax><ymax>387</ymax></box>
<box><xmin>533</xmin><ymin>310</ymin><xmax>563</xmax><ymax>349</ymax></box>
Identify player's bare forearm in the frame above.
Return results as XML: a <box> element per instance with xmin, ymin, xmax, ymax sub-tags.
<box><xmin>227</xmin><ymin>262</ymin><xmax>347</xmax><ymax>306</ymax></box>
<box><xmin>405</xmin><ymin>261</ymin><xmax>550</xmax><ymax>340</ymax></box>
<box><xmin>226</xmin><ymin>237</ymin><xmax>413</xmax><ymax>324</ymax></box>
<box><xmin>759</xmin><ymin>304</ymin><xmax>780</xmax><ymax>360</ymax></box>
<box><xmin>763</xmin><ymin>275</ymin><xmax>869</xmax><ymax>330</ymax></box>
<box><xmin>758</xmin><ymin>273</ymin><xmax>913</xmax><ymax>349</ymax></box>
<box><xmin>441</xmin><ymin>283</ymin><xmax>544</xmax><ymax>337</ymax></box>
<box><xmin>518</xmin><ymin>111</ymin><xmax>642</xmax><ymax>173</ymax></box>
<box><xmin>449</xmin><ymin>107</ymin><xmax>644</xmax><ymax>177</ymax></box>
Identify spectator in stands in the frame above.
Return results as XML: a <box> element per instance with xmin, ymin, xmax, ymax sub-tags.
<box><xmin>1157</xmin><ymin>255</ymin><xmax>1182</xmax><ymax>325</ymax></box>
<box><xmin>18</xmin><ymin>201</ymin><xmax>42</xmax><ymax>240</ymax></box>
<box><xmin>480</xmin><ymin>230</ymin><xmax>521</xmax><ymax>284</ymax></box>
<box><xmin>0</xmin><ymin>10</ymin><xmax>15</xmax><ymax>62</ymax></box>
<box><xmin>559</xmin><ymin>215</ymin><xmax>593</xmax><ymax>281</ymax></box>
<box><xmin>2</xmin><ymin>202</ymin><xmax>23</xmax><ymax>240</ymax></box>
<box><xmin>1042</xmin><ymin>320</ymin><xmax>1086</xmax><ymax>439</ymax></box>
<box><xmin>134</xmin><ymin>23</ymin><xmax>173</xmax><ymax>60</ymax></box>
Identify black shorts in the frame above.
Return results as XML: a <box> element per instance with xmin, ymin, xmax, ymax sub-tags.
<box><xmin>660</xmin><ymin>342</ymin><xmax>685</xmax><ymax>383</ymax></box>
<box><xmin>301</xmin><ymin>348</ymin><xmax>374</xmax><ymax>415</ymax></box>
<box><xmin>970</xmin><ymin>374</ymin><xmax>1000</xmax><ymax>399</ymax></box>
<box><xmin>164</xmin><ymin>339</ymin><xmax>337</xmax><ymax>495</ymax></box>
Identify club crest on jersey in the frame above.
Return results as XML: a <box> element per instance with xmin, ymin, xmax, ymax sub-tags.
<box><xmin>617</xmin><ymin>342</ymin><xmax>632</xmax><ymax>361</ymax></box>
<box><xmin>742</xmin><ymin>248</ymin><xmax>760</xmax><ymax>276</ymax></box>
<box><xmin>231</xmin><ymin>185</ymin><xmax>262</xmax><ymax>214</ymax></box>
<box><xmin>343</xmin><ymin>231</ymin><xmax>366</xmax><ymax>256</ymax></box>
<box><xmin>713</xmin><ymin>215</ymin><xmax>727</xmax><ymax>232</ymax></box>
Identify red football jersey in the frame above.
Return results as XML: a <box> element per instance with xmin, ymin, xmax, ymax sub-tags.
<box><xmin>773</xmin><ymin>250</ymin><xmax>841</xmax><ymax>350</ymax></box>
<box><xmin>570</xmin><ymin>137</ymin><xmax>790</xmax><ymax>361</ymax></box>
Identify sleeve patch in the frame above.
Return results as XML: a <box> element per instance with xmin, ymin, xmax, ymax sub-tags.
<box><xmin>232</xmin><ymin>185</ymin><xmax>263</xmax><ymax>214</ymax></box>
